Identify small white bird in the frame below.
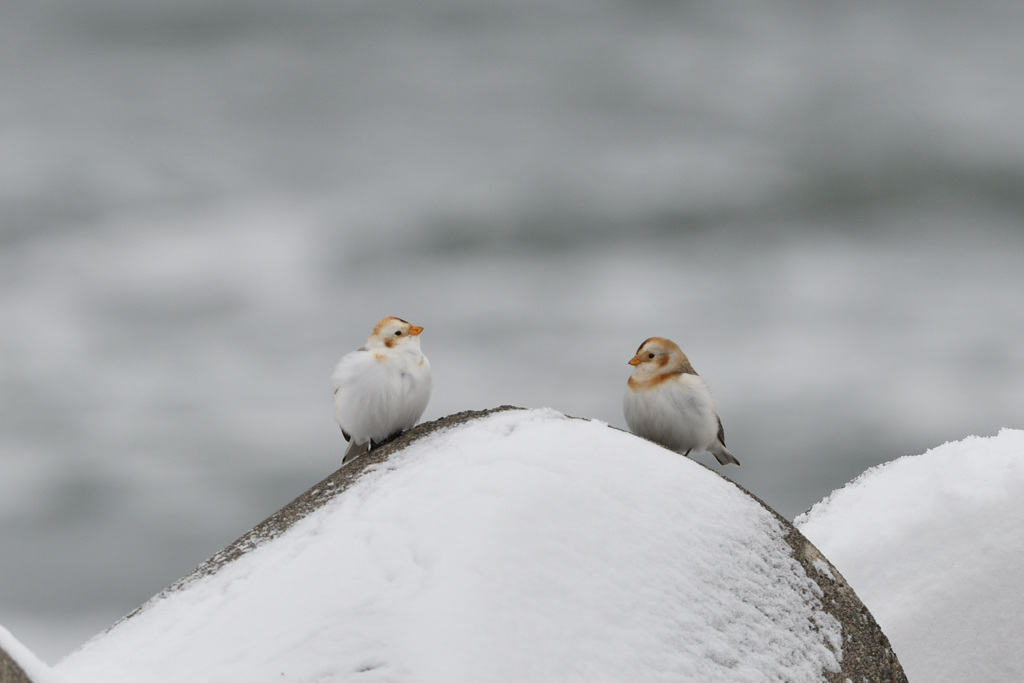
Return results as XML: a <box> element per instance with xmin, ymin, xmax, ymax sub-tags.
<box><xmin>623</xmin><ymin>337</ymin><xmax>740</xmax><ymax>466</ymax></box>
<box><xmin>332</xmin><ymin>316</ymin><xmax>432</xmax><ymax>463</ymax></box>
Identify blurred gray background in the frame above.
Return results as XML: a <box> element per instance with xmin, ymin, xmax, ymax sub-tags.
<box><xmin>2</xmin><ymin>0</ymin><xmax>1022</xmax><ymax>663</ymax></box>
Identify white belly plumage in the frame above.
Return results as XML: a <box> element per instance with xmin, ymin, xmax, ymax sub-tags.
<box><xmin>623</xmin><ymin>376</ymin><xmax>718</xmax><ymax>455</ymax></box>
<box><xmin>332</xmin><ymin>350</ymin><xmax>432</xmax><ymax>446</ymax></box>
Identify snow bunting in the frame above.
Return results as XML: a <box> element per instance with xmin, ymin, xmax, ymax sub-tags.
<box><xmin>623</xmin><ymin>337</ymin><xmax>740</xmax><ymax>466</ymax></box>
<box><xmin>332</xmin><ymin>317</ymin><xmax>432</xmax><ymax>463</ymax></box>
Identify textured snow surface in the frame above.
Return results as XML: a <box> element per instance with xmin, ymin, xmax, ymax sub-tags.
<box><xmin>797</xmin><ymin>428</ymin><xmax>1024</xmax><ymax>683</ymax></box>
<box><xmin>51</xmin><ymin>408</ymin><xmax>840</xmax><ymax>682</ymax></box>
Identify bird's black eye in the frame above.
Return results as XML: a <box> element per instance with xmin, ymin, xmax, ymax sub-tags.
<box><xmin>648</xmin><ymin>353</ymin><xmax>655</xmax><ymax>359</ymax></box>
<box><xmin>395</xmin><ymin>330</ymin><xmax>402</xmax><ymax>336</ymax></box>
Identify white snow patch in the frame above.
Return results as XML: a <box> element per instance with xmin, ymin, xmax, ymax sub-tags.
<box><xmin>0</xmin><ymin>624</ymin><xmax>65</xmax><ymax>683</ymax></box>
<box><xmin>53</xmin><ymin>408</ymin><xmax>840</xmax><ymax>682</ymax></box>
<box><xmin>796</xmin><ymin>428</ymin><xmax>1024</xmax><ymax>682</ymax></box>
<box><xmin>811</xmin><ymin>558</ymin><xmax>834</xmax><ymax>580</ymax></box>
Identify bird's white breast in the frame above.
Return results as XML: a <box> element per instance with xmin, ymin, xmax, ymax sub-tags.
<box><xmin>333</xmin><ymin>346</ymin><xmax>431</xmax><ymax>444</ymax></box>
<box><xmin>624</xmin><ymin>374</ymin><xmax>719</xmax><ymax>454</ymax></box>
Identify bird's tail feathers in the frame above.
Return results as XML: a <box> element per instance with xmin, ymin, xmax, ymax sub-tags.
<box><xmin>711</xmin><ymin>442</ymin><xmax>741</xmax><ymax>467</ymax></box>
<box><xmin>342</xmin><ymin>438</ymin><xmax>371</xmax><ymax>465</ymax></box>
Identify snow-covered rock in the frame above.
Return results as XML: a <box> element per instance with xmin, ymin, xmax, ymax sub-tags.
<box><xmin>15</xmin><ymin>406</ymin><xmax>904</xmax><ymax>682</ymax></box>
<box><xmin>796</xmin><ymin>428</ymin><xmax>1024</xmax><ymax>682</ymax></box>
<box><xmin>0</xmin><ymin>626</ymin><xmax>56</xmax><ymax>683</ymax></box>
<box><xmin>0</xmin><ymin>643</ymin><xmax>32</xmax><ymax>683</ymax></box>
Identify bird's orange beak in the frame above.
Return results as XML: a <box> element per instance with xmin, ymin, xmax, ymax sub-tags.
<box><xmin>409</xmin><ymin>325</ymin><xmax>424</xmax><ymax>336</ymax></box>
<box><xmin>628</xmin><ymin>356</ymin><xmax>642</xmax><ymax>366</ymax></box>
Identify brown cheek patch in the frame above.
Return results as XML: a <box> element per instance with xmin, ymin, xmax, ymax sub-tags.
<box><xmin>384</xmin><ymin>338</ymin><xmax>395</xmax><ymax>349</ymax></box>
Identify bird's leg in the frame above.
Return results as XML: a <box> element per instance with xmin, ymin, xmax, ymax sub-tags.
<box><xmin>683</xmin><ymin>449</ymin><xmax>692</xmax><ymax>457</ymax></box>
<box><xmin>373</xmin><ymin>431</ymin><xmax>405</xmax><ymax>451</ymax></box>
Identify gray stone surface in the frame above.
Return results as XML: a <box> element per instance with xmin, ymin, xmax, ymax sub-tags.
<box><xmin>0</xmin><ymin>646</ymin><xmax>34</xmax><ymax>683</ymax></box>
<box><xmin>787</xmin><ymin>530</ymin><xmax>907</xmax><ymax>682</ymax></box>
<box><xmin>116</xmin><ymin>405</ymin><xmax>908</xmax><ymax>681</ymax></box>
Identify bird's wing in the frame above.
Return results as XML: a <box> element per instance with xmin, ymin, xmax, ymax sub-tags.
<box><xmin>331</xmin><ymin>348</ymin><xmax>376</xmax><ymax>393</ymax></box>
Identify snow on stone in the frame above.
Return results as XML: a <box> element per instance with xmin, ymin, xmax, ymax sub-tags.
<box><xmin>53</xmin><ymin>408</ymin><xmax>840</xmax><ymax>682</ymax></box>
<box><xmin>1</xmin><ymin>624</ymin><xmax>64</xmax><ymax>683</ymax></box>
<box><xmin>796</xmin><ymin>428</ymin><xmax>1024</xmax><ymax>682</ymax></box>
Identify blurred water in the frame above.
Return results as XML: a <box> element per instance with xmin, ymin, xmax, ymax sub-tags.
<box><xmin>2</xmin><ymin>0</ymin><xmax>1023</xmax><ymax>663</ymax></box>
